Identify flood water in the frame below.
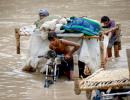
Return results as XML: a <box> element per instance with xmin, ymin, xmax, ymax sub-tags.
<box><xmin>0</xmin><ymin>0</ymin><xmax>130</xmax><ymax>100</ymax></box>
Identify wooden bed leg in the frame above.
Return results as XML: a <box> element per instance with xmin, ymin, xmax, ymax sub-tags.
<box><xmin>126</xmin><ymin>49</ymin><xmax>130</xmax><ymax>80</ymax></box>
<box><xmin>106</xmin><ymin>87</ymin><xmax>112</xmax><ymax>93</ymax></box>
<box><xmin>86</xmin><ymin>91</ymin><xmax>92</xmax><ymax>100</ymax></box>
<box><xmin>73</xmin><ymin>54</ymin><xmax>81</xmax><ymax>95</ymax></box>
<box><xmin>15</xmin><ymin>28</ymin><xmax>20</xmax><ymax>54</ymax></box>
<box><xmin>74</xmin><ymin>78</ymin><xmax>81</xmax><ymax>95</ymax></box>
<box><xmin>73</xmin><ymin>54</ymin><xmax>79</xmax><ymax>78</ymax></box>
<box><xmin>99</xmin><ymin>33</ymin><xmax>105</xmax><ymax>68</ymax></box>
<box><xmin>116</xmin><ymin>24</ymin><xmax>122</xmax><ymax>50</ymax></box>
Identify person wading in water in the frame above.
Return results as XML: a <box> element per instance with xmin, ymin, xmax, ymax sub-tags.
<box><xmin>48</xmin><ymin>32</ymin><xmax>80</xmax><ymax>80</ymax></box>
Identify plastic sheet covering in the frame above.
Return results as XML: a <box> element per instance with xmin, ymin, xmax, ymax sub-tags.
<box><xmin>79</xmin><ymin>35</ymin><xmax>109</xmax><ymax>72</ymax></box>
<box><xmin>103</xmin><ymin>35</ymin><xmax>109</xmax><ymax>60</ymax></box>
<box><xmin>24</xmin><ymin>33</ymin><xmax>83</xmax><ymax>72</ymax></box>
<box><xmin>79</xmin><ymin>39</ymin><xmax>100</xmax><ymax>72</ymax></box>
<box><xmin>25</xmin><ymin>30</ymin><xmax>50</xmax><ymax>72</ymax></box>
<box><xmin>62</xmin><ymin>17</ymin><xmax>101</xmax><ymax>36</ymax></box>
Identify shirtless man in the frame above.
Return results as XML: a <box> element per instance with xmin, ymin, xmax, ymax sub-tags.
<box><xmin>48</xmin><ymin>32</ymin><xmax>80</xmax><ymax>80</ymax></box>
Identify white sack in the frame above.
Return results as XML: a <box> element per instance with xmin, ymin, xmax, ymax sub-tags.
<box><xmin>79</xmin><ymin>39</ymin><xmax>100</xmax><ymax>72</ymax></box>
<box><xmin>25</xmin><ymin>30</ymin><xmax>50</xmax><ymax>72</ymax></box>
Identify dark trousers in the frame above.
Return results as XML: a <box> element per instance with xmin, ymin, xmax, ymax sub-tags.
<box><xmin>78</xmin><ymin>61</ymin><xmax>88</xmax><ymax>78</ymax></box>
<box><xmin>58</xmin><ymin>58</ymin><xmax>73</xmax><ymax>80</ymax></box>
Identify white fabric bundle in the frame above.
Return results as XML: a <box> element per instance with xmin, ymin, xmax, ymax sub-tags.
<box><xmin>79</xmin><ymin>39</ymin><xmax>100</xmax><ymax>72</ymax></box>
<box><xmin>40</xmin><ymin>17</ymin><xmax>67</xmax><ymax>32</ymax></box>
<box><xmin>25</xmin><ymin>30</ymin><xmax>50</xmax><ymax>72</ymax></box>
<box><xmin>79</xmin><ymin>36</ymin><xmax>109</xmax><ymax>72</ymax></box>
<box><xmin>19</xmin><ymin>25</ymin><xmax>36</xmax><ymax>36</ymax></box>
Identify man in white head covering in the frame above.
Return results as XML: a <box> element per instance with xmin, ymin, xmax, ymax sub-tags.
<box><xmin>34</xmin><ymin>8</ymin><xmax>49</xmax><ymax>29</ymax></box>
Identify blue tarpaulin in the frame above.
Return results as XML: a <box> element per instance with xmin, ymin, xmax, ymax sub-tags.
<box><xmin>62</xmin><ymin>17</ymin><xmax>101</xmax><ymax>36</ymax></box>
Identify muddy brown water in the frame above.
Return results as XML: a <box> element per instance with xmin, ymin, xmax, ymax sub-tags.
<box><xmin>0</xmin><ymin>0</ymin><xmax>130</xmax><ymax>100</ymax></box>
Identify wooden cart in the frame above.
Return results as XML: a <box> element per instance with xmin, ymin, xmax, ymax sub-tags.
<box><xmin>73</xmin><ymin>25</ymin><xmax>130</xmax><ymax>99</ymax></box>
<box><xmin>15</xmin><ymin>24</ymin><xmax>127</xmax><ymax>99</ymax></box>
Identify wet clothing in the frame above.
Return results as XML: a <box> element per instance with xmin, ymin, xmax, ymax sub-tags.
<box><xmin>108</xmin><ymin>20</ymin><xmax>116</xmax><ymax>28</ymax></box>
<box><xmin>78</xmin><ymin>61</ymin><xmax>88</xmax><ymax>78</ymax></box>
<box><xmin>106</xmin><ymin>20</ymin><xmax>120</xmax><ymax>57</ymax></box>
<box><xmin>56</xmin><ymin>53</ymin><xmax>74</xmax><ymax>80</ymax></box>
<box><xmin>107</xmin><ymin>20</ymin><xmax>117</xmax><ymax>48</ymax></box>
